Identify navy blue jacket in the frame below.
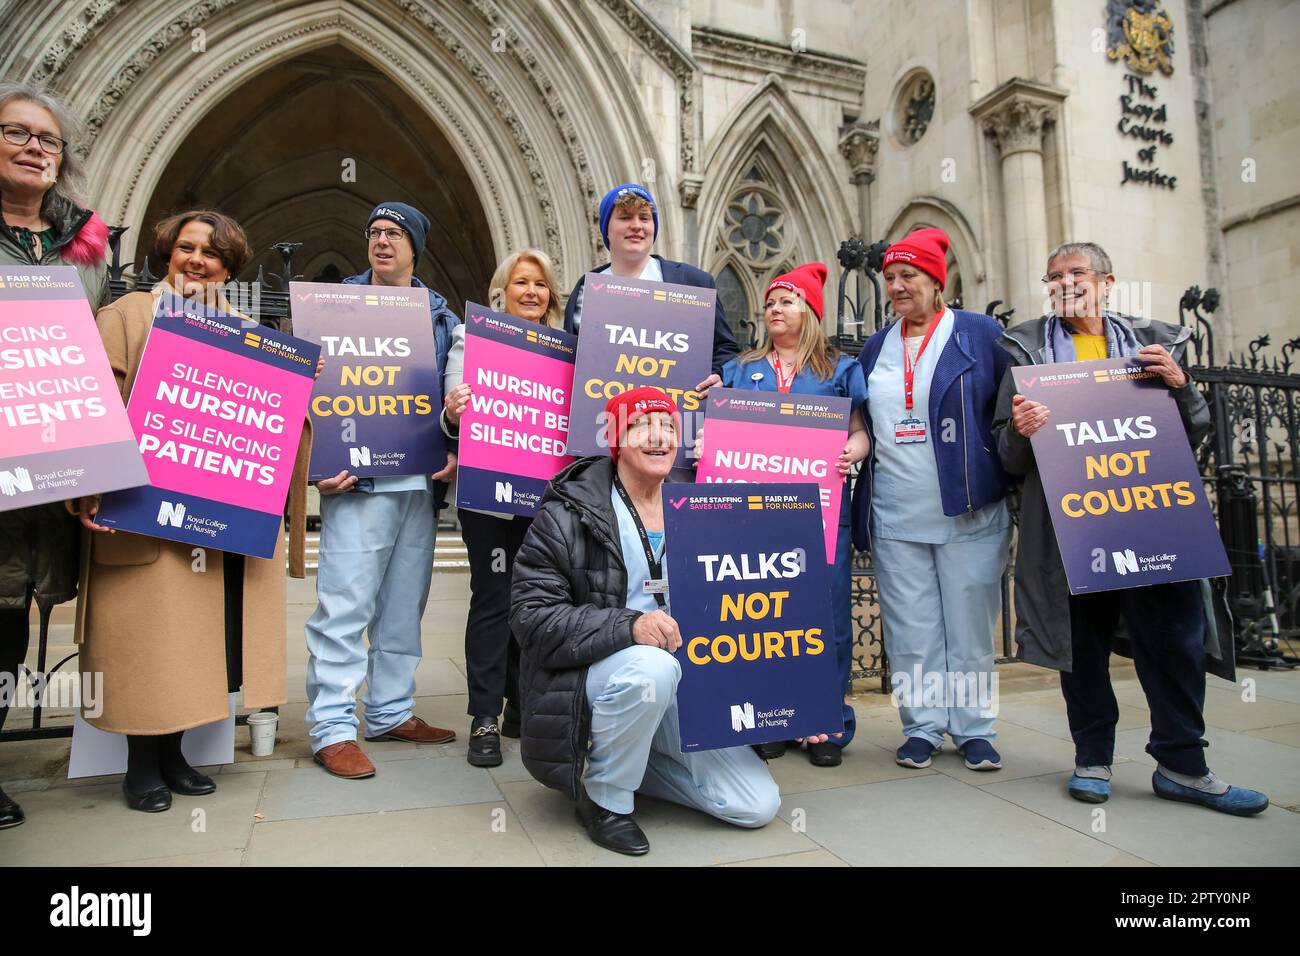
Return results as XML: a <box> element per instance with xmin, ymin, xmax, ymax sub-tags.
<box><xmin>850</xmin><ymin>309</ymin><xmax>1012</xmax><ymax>551</ymax></box>
<box><xmin>342</xmin><ymin>269</ymin><xmax>461</xmax><ymax>505</ymax></box>
<box><xmin>563</xmin><ymin>255</ymin><xmax>739</xmax><ymax>375</ymax></box>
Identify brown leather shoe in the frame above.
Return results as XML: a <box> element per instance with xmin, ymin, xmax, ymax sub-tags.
<box><xmin>313</xmin><ymin>741</ymin><xmax>376</xmax><ymax>779</ymax></box>
<box><xmin>364</xmin><ymin>715</ymin><xmax>456</xmax><ymax>744</ymax></box>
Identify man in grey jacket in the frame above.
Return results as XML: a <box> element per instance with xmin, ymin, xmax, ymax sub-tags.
<box><xmin>992</xmin><ymin>241</ymin><xmax>1267</xmax><ymax>816</ymax></box>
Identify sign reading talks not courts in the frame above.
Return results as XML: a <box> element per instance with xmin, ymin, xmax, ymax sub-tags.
<box><xmin>290</xmin><ymin>281</ymin><xmax>444</xmax><ymax>480</ymax></box>
<box><xmin>455</xmin><ymin>303</ymin><xmax>576</xmax><ymax>515</ymax></box>
<box><xmin>697</xmin><ymin>388</ymin><xmax>851</xmax><ymax>563</ymax></box>
<box><xmin>664</xmin><ymin>482</ymin><xmax>843</xmax><ymax>751</ymax></box>
<box><xmin>0</xmin><ymin>265</ymin><xmax>147</xmax><ymax>511</ymax></box>
<box><xmin>567</xmin><ymin>274</ymin><xmax>714</xmax><ymax>467</ymax></box>
<box><xmin>1013</xmin><ymin>357</ymin><xmax>1230</xmax><ymax>593</ymax></box>
<box><xmin>95</xmin><ymin>293</ymin><xmax>318</xmax><ymax>559</ymax></box>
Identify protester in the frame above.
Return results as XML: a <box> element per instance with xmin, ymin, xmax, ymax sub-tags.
<box><xmin>852</xmin><ymin>228</ymin><xmax>1013</xmax><ymax>772</ymax></box>
<box><xmin>563</xmin><ymin>183</ymin><xmax>738</xmax><ymax>387</ymax></box>
<box><xmin>441</xmin><ymin>248</ymin><xmax>563</xmax><ymax>766</ymax></box>
<box><xmin>719</xmin><ymin>262</ymin><xmax>868</xmax><ymax>767</ymax></box>
<box><xmin>992</xmin><ymin>241</ymin><xmax>1268</xmax><ymax>814</ymax></box>
<box><xmin>72</xmin><ymin>210</ymin><xmax>311</xmax><ymax>813</ymax></box>
<box><xmin>510</xmin><ymin>387</ymin><xmax>821</xmax><ymax>855</ymax></box>
<box><xmin>0</xmin><ymin>83</ymin><xmax>112</xmax><ymax>827</ymax></box>
<box><xmin>303</xmin><ymin>202</ymin><xmax>460</xmax><ymax>779</ymax></box>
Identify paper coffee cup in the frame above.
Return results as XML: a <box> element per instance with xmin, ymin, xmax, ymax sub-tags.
<box><xmin>247</xmin><ymin>711</ymin><xmax>278</xmax><ymax>757</ymax></box>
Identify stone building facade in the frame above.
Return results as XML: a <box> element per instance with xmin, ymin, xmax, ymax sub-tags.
<box><xmin>0</xmin><ymin>0</ymin><xmax>1290</xmax><ymax>349</ymax></box>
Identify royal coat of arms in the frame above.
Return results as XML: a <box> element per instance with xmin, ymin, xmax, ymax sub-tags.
<box><xmin>1106</xmin><ymin>0</ymin><xmax>1175</xmax><ymax>76</ymax></box>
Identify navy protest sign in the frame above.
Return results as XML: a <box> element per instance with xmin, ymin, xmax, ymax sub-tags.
<box><xmin>1013</xmin><ymin>358</ymin><xmax>1229</xmax><ymax>592</ymax></box>
<box><xmin>663</xmin><ymin>482</ymin><xmax>843</xmax><ymax>751</ymax></box>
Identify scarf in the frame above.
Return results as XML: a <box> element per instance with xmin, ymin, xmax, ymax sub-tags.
<box><xmin>1044</xmin><ymin>311</ymin><xmax>1140</xmax><ymax>363</ymax></box>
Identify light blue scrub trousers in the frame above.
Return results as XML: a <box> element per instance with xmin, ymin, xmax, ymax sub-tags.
<box><xmin>304</xmin><ymin>489</ymin><xmax>435</xmax><ymax>751</ymax></box>
<box><xmin>872</xmin><ymin>527</ymin><xmax>1011</xmax><ymax>747</ymax></box>
<box><xmin>583</xmin><ymin>645</ymin><xmax>780</xmax><ymax>827</ymax></box>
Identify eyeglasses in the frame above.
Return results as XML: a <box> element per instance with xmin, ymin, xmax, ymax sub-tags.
<box><xmin>1</xmin><ymin>124</ymin><xmax>67</xmax><ymax>154</ymax></box>
<box><xmin>1042</xmin><ymin>268</ymin><xmax>1098</xmax><ymax>285</ymax></box>
<box><xmin>364</xmin><ymin>227</ymin><xmax>407</xmax><ymax>243</ymax></box>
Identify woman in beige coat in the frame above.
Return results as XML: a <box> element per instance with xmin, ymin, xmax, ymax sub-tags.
<box><xmin>73</xmin><ymin>210</ymin><xmax>312</xmax><ymax>812</ymax></box>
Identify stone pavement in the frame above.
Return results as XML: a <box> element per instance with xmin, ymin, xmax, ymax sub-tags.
<box><xmin>3</xmin><ymin>572</ymin><xmax>1299</xmax><ymax>867</ymax></box>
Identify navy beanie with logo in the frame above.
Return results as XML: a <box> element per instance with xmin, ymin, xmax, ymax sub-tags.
<box><xmin>367</xmin><ymin>202</ymin><xmax>430</xmax><ymax>264</ymax></box>
<box><xmin>597</xmin><ymin>184</ymin><xmax>658</xmax><ymax>250</ymax></box>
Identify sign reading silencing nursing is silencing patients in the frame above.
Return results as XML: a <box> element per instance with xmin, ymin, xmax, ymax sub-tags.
<box><xmin>291</xmin><ymin>281</ymin><xmax>445</xmax><ymax>480</ymax></box>
<box><xmin>1012</xmin><ymin>358</ymin><xmax>1229</xmax><ymax>594</ymax></box>
<box><xmin>0</xmin><ymin>265</ymin><xmax>148</xmax><ymax>512</ymax></box>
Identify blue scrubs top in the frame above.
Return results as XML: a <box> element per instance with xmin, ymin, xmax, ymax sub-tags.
<box><xmin>721</xmin><ymin>353</ymin><xmax>867</xmax><ymax>525</ymax></box>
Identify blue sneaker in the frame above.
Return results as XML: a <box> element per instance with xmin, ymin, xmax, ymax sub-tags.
<box><xmin>1151</xmin><ymin>770</ymin><xmax>1269</xmax><ymax>816</ymax></box>
<box><xmin>958</xmin><ymin>739</ymin><xmax>1002</xmax><ymax>771</ymax></box>
<box><xmin>1068</xmin><ymin>772</ymin><xmax>1111</xmax><ymax>804</ymax></box>
<box><xmin>895</xmin><ymin>737</ymin><xmax>938</xmax><ymax>769</ymax></box>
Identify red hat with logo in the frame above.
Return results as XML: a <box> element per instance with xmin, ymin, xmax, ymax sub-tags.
<box><xmin>765</xmin><ymin>261</ymin><xmax>829</xmax><ymax>320</ymax></box>
<box><xmin>605</xmin><ymin>387</ymin><xmax>680</xmax><ymax>462</ymax></box>
<box><xmin>882</xmin><ymin>227</ymin><xmax>949</xmax><ymax>288</ymax></box>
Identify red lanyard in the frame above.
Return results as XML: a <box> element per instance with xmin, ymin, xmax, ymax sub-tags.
<box><xmin>771</xmin><ymin>354</ymin><xmax>797</xmax><ymax>393</ymax></box>
<box><xmin>902</xmin><ymin>318</ymin><xmax>941</xmax><ymax>411</ymax></box>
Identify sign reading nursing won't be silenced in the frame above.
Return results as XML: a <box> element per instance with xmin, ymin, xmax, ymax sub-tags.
<box><xmin>1013</xmin><ymin>358</ymin><xmax>1229</xmax><ymax>593</ymax></box>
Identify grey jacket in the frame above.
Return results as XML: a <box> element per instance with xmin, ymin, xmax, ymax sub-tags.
<box><xmin>992</xmin><ymin>314</ymin><xmax>1233</xmax><ymax>678</ymax></box>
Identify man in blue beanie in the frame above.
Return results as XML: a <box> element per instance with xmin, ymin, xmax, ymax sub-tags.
<box><xmin>564</xmin><ymin>183</ymin><xmax>738</xmax><ymax>386</ymax></box>
<box><xmin>304</xmin><ymin>201</ymin><xmax>462</xmax><ymax>780</ymax></box>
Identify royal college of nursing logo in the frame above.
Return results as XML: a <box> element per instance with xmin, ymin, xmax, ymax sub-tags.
<box><xmin>1106</xmin><ymin>0</ymin><xmax>1175</xmax><ymax>76</ymax></box>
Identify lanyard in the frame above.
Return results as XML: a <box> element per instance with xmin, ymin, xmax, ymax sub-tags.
<box><xmin>612</xmin><ymin>474</ymin><xmax>666</xmax><ymax>608</ymax></box>
<box><xmin>771</xmin><ymin>354</ymin><xmax>797</xmax><ymax>393</ymax></box>
<box><xmin>902</xmin><ymin>318</ymin><xmax>941</xmax><ymax>411</ymax></box>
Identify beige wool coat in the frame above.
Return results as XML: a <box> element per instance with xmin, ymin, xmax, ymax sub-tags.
<box><xmin>72</xmin><ymin>290</ymin><xmax>311</xmax><ymax>735</ymax></box>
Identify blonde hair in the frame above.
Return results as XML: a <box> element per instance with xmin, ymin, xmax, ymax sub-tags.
<box><xmin>613</xmin><ymin>193</ymin><xmax>654</xmax><ymax>216</ymax></box>
<box><xmin>488</xmin><ymin>248</ymin><xmax>563</xmax><ymax>328</ymax></box>
<box><xmin>738</xmin><ymin>288</ymin><xmax>840</xmax><ymax>382</ymax></box>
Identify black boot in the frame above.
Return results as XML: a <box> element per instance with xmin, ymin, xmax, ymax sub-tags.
<box><xmin>0</xmin><ymin>785</ymin><xmax>25</xmax><ymax>829</ymax></box>
<box><xmin>467</xmin><ymin>716</ymin><xmax>502</xmax><ymax>768</ymax></box>
<box><xmin>576</xmin><ymin>786</ymin><xmax>649</xmax><ymax>856</ymax></box>
<box><xmin>124</xmin><ymin>735</ymin><xmax>172</xmax><ymax>813</ymax></box>
<box><xmin>500</xmin><ymin>701</ymin><xmax>521</xmax><ymax>739</ymax></box>
<box><xmin>754</xmin><ymin>741</ymin><xmax>788</xmax><ymax>760</ymax></box>
<box><xmin>807</xmin><ymin>740</ymin><xmax>843</xmax><ymax>767</ymax></box>
<box><xmin>159</xmin><ymin>731</ymin><xmax>215</xmax><ymax>795</ymax></box>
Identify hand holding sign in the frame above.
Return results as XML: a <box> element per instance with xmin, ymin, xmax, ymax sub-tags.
<box><xmin>1137</xmin><ymin>343</ymin><xmax>1187</xmax><ymax>388</ymax></box>
<box><xmin>1012</xmin><ymin>393</ymin><xmax>1050</xmax><ymax>437</ymax></box>
<box><xmin>632</xmin><ymin>610</ymin><xmax>683</xmax><ymax>652</ymax></box>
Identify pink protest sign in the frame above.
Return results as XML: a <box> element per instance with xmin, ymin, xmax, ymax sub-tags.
<box><xmin>455</xmin><ymin>303</ymin><xmax>576</xmax><ymax>515</ymax></box>
<box><xmin>697</xmin><ymin>388</ymin><xmax>851</xmax><ymax>562</ymax></box>
<box><xmin>95</xmin><ymin>293</ymin><xmax>319</xmax><ymax>558</ymax></box>
<box><xmin>0</xmin><ymin>265</ymin><xmax>147</xmax><ymax>511</ymax></box>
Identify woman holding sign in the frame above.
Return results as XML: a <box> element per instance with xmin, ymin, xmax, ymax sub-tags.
<box><xmin>992</xmin><ymin>241</ymin><xmax>1267</xmax><ymax>815</ymax></box>
<box><xmin>853</xmin><ymin>228</ymin><xmax>1013</xmax><ymax>773</ymax></box>
<box><xmin>72</xmin><ymin>210</ymin><xmax>312</xmax><ymax>813</ymax></box>
<box><xmin>718</xmin><ymin>262</ymin><xmax>868</xmax><ymax>768</ymax></box>
<box><xmin>441</xmin><ymin>248</ymin><xmax>564</xmax><ymax>767</ymax></box>
<box><xmin>0</xmin><ymin>83</ymin><xmax>111</xmax><ymax>829</ymax></box>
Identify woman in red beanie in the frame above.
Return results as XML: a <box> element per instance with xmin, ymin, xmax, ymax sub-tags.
<box><xmin>717</xmin><ymin>262</ymin><xmax>869</xmax><ymax>768</ymax></box>
<box><xmin>852</xmin><ymin>227</ymin><xmax>1014</xmax><ymax>773</ymax></box>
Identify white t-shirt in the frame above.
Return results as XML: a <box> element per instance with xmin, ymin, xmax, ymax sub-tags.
<box><xmin>570</xmin><ymin>256</ymin><xmax>665</xmax><ymax>330</ymax></box>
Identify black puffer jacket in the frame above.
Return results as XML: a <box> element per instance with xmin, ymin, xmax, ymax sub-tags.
<box><xmin>509</xmin><ymin>455</ymin><xmax>641</xmax><ymax>800</ymax></box>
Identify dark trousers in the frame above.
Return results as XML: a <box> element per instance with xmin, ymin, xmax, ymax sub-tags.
<box><xmin>0</xmin><ymin>595</ymin><xmax>33</xmax><ymax>734</ymax></box>
<box><xmin>460</xmin><ymin>509</ymin><xmax>531</xmax><ymax>717</ymax></box>
<box><xmin>1061</xmin><ymin>579</ymin><xmax>1209</xmax><ymax>776</ymax></box>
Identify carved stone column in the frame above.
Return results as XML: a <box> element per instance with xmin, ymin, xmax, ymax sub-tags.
<box><xmin>838</xmin><ymin>121</ymin><xmax>880</xmax><ymax>240</ymax></box>
<box><xmin>971</xmin><ymin>79</ymin><xmax>1067</xmax><ymax>323</ymax></box>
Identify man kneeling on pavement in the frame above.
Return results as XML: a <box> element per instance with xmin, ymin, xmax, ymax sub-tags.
<box><xmin>509</xmin><ymin>388</ymin><xmax>837</xmax><ymax>855</ymax></box>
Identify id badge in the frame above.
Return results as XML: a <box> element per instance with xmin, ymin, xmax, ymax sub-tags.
<box><xmin>895</xmin><ymin>418</ymin><xmax>927</xmax><ymax>443</ymax></box>
<box><xmin>644</xmin><ymin>578</ymin><xmax>670</xmax><ymax>595</ymax></box>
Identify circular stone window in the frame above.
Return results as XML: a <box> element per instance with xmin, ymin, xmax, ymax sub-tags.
<box><xmin>892</xmin><ymin>70</ymin><xmax>936</xmax><ymax>147</ymax></box>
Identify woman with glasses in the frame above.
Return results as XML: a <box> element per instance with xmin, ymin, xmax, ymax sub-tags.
<box><xmin>0</xmin><ymin>83</ymin><xmax>111</xmax><ymax>829</ymax></box>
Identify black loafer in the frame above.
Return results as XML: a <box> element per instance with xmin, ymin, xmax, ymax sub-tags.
<box><xmin>576</xmin><ymin>787</ymin><xmax>649</xmax><ymax>856</ymax></box>
<box><xmin>162</xmin><ymin>768</ymin><xmax>217</xmax><ymax>796</ymax></box>
<box><xmin>807</xmin><ymin>741</ymin><xmax>843</xmax><ymax>767</ymax></box>
<box><xmin>500</xmin><ymin>702</ymin><xmax>521</xmax><ymax>739</ymax></box>
<box><xmin>122</xmin><ymin>781</ymin><xmax>172</xmax><ymax>813</ymax></box>
<box><xmin>0</xmin><ymin>786</ymin><xmax>25</xmax><ymax>829</ymax></box>
<box><xmin>467</xmin><ymin>716</ymin><xmax>502</xmax><ymax>768</ymax></box>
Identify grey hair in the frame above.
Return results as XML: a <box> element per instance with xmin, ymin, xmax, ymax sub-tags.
<box><xmin>1046</xmin><ymin>241</ymin><xmax>1113</xmax><ymax>276</ymax></box>
<box><xmin>0</xmin><ymin>82</ymin><xmax>89</xmax><ymax>208</ymax></box>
